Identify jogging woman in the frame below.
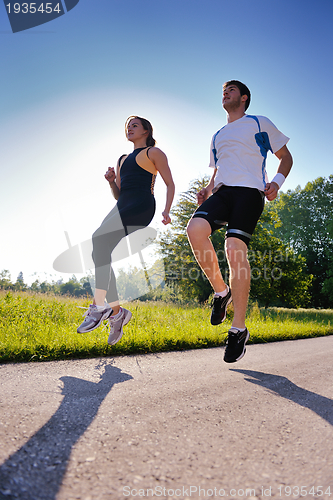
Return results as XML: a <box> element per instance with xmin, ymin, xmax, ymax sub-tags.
<box><xmin>77</xmin><ymin>116</ymin><xmax>175</xmax><ymax>345</ymax></box>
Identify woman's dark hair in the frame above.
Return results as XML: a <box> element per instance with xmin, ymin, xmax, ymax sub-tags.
<box><xmin>223</xmin><ymin>80</ymin><xmax>251</xmax><ymax>110</ymax></box>
<box><xmin>125</xmin><ymin>116</ymin><xmax>156</xmax><ymax>147</ymax></box>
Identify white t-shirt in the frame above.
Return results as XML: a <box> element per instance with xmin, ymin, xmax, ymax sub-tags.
<box><xmin>209</xmin><ymin>114</ymin><xmax>289</xmax><ymax>191</ymax></box>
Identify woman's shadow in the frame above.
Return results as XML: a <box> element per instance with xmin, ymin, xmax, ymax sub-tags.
<box><xmin>0</xmin><ymin>362</ymin><xmax>132</xmax><ymax>500</ymax></box>
<box><xmin>231</xmin><ymin>369</ymin><xmax>333</xmax><ymax>426</ymax></box>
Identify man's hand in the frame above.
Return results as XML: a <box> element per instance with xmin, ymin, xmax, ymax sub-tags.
<box><xmin>264</xmin><ymin>182</ymin><xmax>279</xmax><ymax>201</ymax></box>
<box><xmin>105</xmin><ymin>167</ymin><xmax>116</xmax><ymax>183</ymax></box>
<box><xmin>197</xmin><ymin>188</ymin><xmax>208</xmax><ymax>205</ymax></box>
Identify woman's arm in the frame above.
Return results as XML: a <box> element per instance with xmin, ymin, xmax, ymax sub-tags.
<box><xmin>148</xmin><ymin>147</ymin><xmax>175</xmax><ymax>225</ymax></box>
<box><xmin>104</xmin><ymin>158</ymin><xmax>122</xmax><ymax>200</ymax></box>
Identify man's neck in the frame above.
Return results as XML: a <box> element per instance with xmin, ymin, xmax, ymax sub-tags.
<box><xmin>226</xmin><ymin>110</ymin><xmax>246</xmax><ymax>123</ymax></box>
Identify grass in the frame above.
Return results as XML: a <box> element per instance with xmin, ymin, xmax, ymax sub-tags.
<box><xmin>0</xmin><ymin>291</ymin><xmax>333</xmax><ymax>363</ymax></box>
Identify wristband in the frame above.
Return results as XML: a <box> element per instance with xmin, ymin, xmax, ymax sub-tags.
<box><xmin>271</xmin><ymin>173</ymin><xmax>285</xmax><ymax>189</ymax></box>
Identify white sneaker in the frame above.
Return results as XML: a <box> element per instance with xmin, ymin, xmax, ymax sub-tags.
<box><xmin>107</xmin><ymin>307</ymin><xmax>132</xmax><ymax>345</ymax></box>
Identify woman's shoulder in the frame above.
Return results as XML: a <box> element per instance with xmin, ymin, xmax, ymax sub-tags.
<box><xmin>147</xmin><ymin>146</ymin><xmax>167</xmax><ymax>160</ymax></box>
<box><xmin>118</xmin><ymin>154</ymin><xmax>128</xmax><ymax>168</ymax></box>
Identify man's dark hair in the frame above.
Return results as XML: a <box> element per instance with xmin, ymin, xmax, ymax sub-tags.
<box><xmin>223</xmin><ymin>80</ymin><xmax>251</xmax><ymax>110</ymax></box>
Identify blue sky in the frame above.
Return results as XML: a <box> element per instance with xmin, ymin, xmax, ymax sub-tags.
<box><xmin>1</xmin><ymin>0</ymin><xmax>333</xmax><ymax>284</ymax></box>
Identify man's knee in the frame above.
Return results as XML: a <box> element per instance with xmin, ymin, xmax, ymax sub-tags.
<box><xmin>186</xmin><ymin>217</ymin><xmax>211</xmax><ymax>242</ymax></box>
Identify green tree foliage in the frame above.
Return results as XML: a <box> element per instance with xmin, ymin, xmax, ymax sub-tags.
<box><xmin>159</xmin><ymin>177</ymin><xmax>312</xmax><ymax>307</ymax></box>
<box><xmin>59</xmin><ymin>275</ymin><xmax>93</xmax><ymax>297</ymax></box>
<box><xmin>267</xmin><ymin>176</ymin><xmax>333</xmax><ymax>307</ymax></box>
<box><xmin>116</xmin><ymin>267</ymin><xmax>145</xmax><ymax>300</ymax></box>
<box><xmin>0</xmin><ymin>270</ymin><xmax>28</xmax><ymax>292</ymax></box>
<box><xmin>0</xmin><ymin>271</ymin><xmax>93</xmax><ymax>297</ymax></box>
<box><xmin>159</xmin><ymin>176</ymin><xmax>217</xmax><ymax>302</ymax></box>
<box><xmin>321</xmin><ymin>270</ymin><xmax>333</xmax><ymax>304</ymax></box>
<box><xmin>0</xmin><ymin>270</ymin><xmax>14</xmax><ymax>290</ymax></box>
<box><xmin>249</xmin><ymin>212</ymin><xmax>312</xmax><ymax>308</ymax></box>
<box><xmin>15</xmin><ymin>271</ymin><xmax>27</xmax><ymax>291</ymax></box>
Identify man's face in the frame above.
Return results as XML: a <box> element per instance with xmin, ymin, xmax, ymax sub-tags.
<box><xmin>222</xmin><ymin>85</ymin><xmax>243</xmax><ymax>112</ymax></box>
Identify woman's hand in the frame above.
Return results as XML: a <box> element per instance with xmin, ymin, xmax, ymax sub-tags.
<box><xmin>162</xmin><ymin>211</ymin><xmax>171</xmax><ymax>225</ymax></box>
<box><xmin>105</xmin><ymin>166</ymin><xmax>120</xmax><ymax>200</ymax></box>
<box><xmin>105</xmin><ymin>167</ymin><xmax>116</xmax><ymax>183</ymax></box>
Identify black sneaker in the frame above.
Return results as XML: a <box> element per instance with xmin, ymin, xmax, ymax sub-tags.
<box><xmin>210</xmin><ymin>287</ymin><xmax>232</xmax><ymax>325</ymax></box>
<box><xmin>223</xmin><ymin>327</ymin><xmax>249</xmax><ymax>363</ymax></box>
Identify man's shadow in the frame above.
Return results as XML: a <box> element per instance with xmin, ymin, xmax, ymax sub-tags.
<box><xmin>0</xmin><ymin>362</ymin><xmax>132</xmax><ymax>500</ymax></box>
<box><xmin>231</xmin><ymin>369</ymin><xmax>333</xmax><ymax>426</ymax></box>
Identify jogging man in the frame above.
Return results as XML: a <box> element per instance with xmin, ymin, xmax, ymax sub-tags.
<box><xmin>186</xmin><ymin>80</ymin><xmax>292</xmax><ymax>363</ymax></box>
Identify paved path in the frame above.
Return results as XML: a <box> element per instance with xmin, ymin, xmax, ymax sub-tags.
<box><xmin>0</xmin><ymin>336</ymin><xmax>333</xmax><ymax>500</ymax></box>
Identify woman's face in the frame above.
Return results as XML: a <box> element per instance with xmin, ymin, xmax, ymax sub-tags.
<box><xmin>126</xmin><ymin>118</ymin><xmax>148</xmax><ymax>143</ymax></box>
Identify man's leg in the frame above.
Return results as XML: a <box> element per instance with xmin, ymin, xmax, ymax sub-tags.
<box><xmin>225</xmin><ymin>236</ymin><xmax>250</xmax><ymax>330</ymax></box>
<box><xmin>186</xmin><ymin>218</ymin><xmax>227</xmax><ymax>292</ymax></box>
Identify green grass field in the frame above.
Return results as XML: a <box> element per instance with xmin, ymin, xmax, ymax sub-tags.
<box><xmin>1</xmin><ymin>291</ymin><xmax>333</xmax><ymax>363</ymax></box>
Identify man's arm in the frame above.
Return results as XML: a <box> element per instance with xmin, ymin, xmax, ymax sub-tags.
<box><xmin>197</xmin><ymin>169</ymin><xmax>217</xmax><ymax>205</ymax></box>
<box><xmin>265</xmin><ymin>145</ymin><xmax>293</xmax><ymax>201</ymax></box>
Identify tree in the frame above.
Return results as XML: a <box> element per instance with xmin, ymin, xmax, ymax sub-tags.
<box><xmin>267</xmin><ymin>176</ymin><xmax>333</xmax><ymax>307</ymax></box>
<box><xmin>0</xmin><ymin>270</ymin><xmax>13</xmax><ymax>290</ymax></box>
<box><xmin>249</xmin><ymin>212</ymin><xmax>312</xmax><ymax>308</ymax></box>
<box><xmin>159</xmin><ymin>176</ymin><xmax>217</xmax><ymax>302</ymax></box>
<box><xmin>14</xmin><ymin>271</ymin><xmax>27</xmax><ymax>291</ymax></box>
<box><xmin>59</xmin><ymin>275</ymin><xmax>93</xmax><ymax>297</ymax></box>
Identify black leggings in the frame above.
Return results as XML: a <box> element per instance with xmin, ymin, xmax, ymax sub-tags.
<box><xmin>92</xmin><ymin>191</ymin><xmax>155</xmax><ymax>303</ymax></box>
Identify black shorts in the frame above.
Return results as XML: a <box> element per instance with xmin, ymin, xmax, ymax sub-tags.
<box><xmin>192</xmin><ymin>185</ymin><xmax>265</xmax><ymax>246</ymax></box>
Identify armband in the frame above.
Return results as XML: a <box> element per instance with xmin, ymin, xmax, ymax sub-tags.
<box><xmin>271</xmin><ymin>173</ymin><xmax>285</xmax><ymax>189</ymax></box>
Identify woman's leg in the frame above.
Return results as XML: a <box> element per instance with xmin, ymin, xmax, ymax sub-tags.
<box><xmin>92</xmin><ymin>206</ymin><xmax>125</xmax><ymax>308</ymax></box>
<box><xmin>77</xmin><ymin>212</ymin><xmax>125</xmax><ymax>334</ymax></box>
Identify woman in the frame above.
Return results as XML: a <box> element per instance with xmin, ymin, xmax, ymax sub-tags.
<box><xmin>77</xmin><ymin>116</ymin><xmax>175</xmax><ymax>345</ymax></box>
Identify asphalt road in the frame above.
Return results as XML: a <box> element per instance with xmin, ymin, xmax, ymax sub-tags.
<box><xmin>0</xmin><ymin>336</ymin><xmax>332</xmax><ymax>500</ymax></box>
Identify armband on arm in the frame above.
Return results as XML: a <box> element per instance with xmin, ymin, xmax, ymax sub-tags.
<box><xmin>271</xmin><ymin>173</ymin><xmax>286</xmax><ymax>189</ymax></box>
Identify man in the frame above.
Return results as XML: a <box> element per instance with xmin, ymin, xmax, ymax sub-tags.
<box><xmin>186</xmin><ymin>80</ymin><xmax>292</xmax><ymax>363</ymax></box>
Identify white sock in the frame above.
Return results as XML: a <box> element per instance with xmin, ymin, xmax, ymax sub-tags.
<box><xmin>214</xmin><ymin>285</ymin><xmax>229</xmax><ymax>298</ymax></box>
<box><xmin>95</xmin><ymin>304</ymin><xmax>108</xmax><ymax>311</ymax></box>
<box><xmin>110</xmin><ymin>308</ymin><xmax>122</xmax><ymax>319</ymax></box>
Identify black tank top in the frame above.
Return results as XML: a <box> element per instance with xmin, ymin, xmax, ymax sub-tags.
<box><xmin>119</xmin><ymin>147</ymin><xmax>157</xmax><ymax>194</ymax></box>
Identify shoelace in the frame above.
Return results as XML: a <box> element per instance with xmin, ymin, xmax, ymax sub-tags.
<box><xmin>77</xmin><ymin>305</ymin><xmax>110</xmax><ymax>332</ymax></box>
<box><xmin>77</xmin><ymin>304</ymin><xmax>96</xmax><ymax>318</ymax></box>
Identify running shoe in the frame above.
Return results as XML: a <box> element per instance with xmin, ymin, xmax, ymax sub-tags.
<box><xmin>223</xmin><ymin>327</ymin><xmax>250</xmax><ymax>363</ymax></box>
<box><xmin>108</xmin><ymin>307</ymin><xmax>132</xmax><ymax>346</ymax></box>
<box><xmin>210</xmin><ymin>286</ymin><xmax>232</xmax><ymax>325</ymax></box>
<box><xmin>77</xmin><ymin>304</ymin><xmax>113</xmax><ymax>334</ymax></box>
